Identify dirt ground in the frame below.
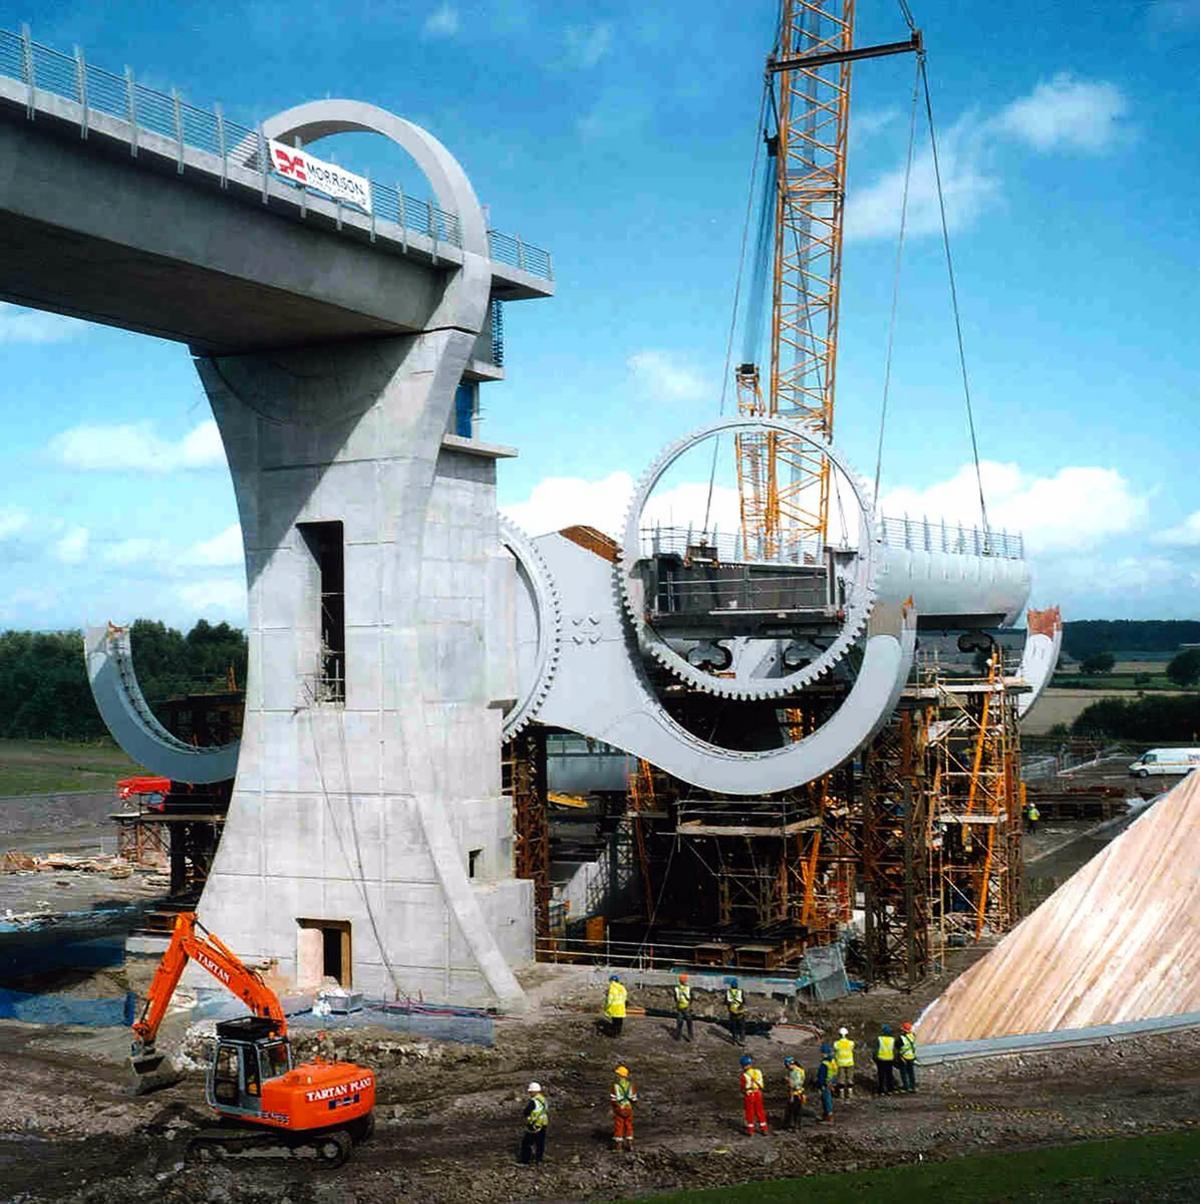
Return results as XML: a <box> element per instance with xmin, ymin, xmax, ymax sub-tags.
<box><xmin>1</xmin><ymin>959</ymin><xmax>1198</xmax><ymax>1204</ymax></box>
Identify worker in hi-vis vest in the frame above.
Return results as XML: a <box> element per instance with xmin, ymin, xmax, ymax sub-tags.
<box><xmin>783</xmin><ymin>1055</ymin><xmax>806</xmax><ymax>1130</ymax></box>
<box><xmin>604</xmin><ymin>973</ymin><xmax>627</xmax><ymax>1037</ymax></box>
<box><xmin>739</xmin><ymin>1053</ymin><xmax>769</xmax><ymax>1135</ymax></box>
<box><xmin>673</xmin><ymin>973</ymin><xmax>694</xmax><ymax>1042</ymax></box>
<box><xmin>875</xmin><ymin>1024</ymin><xmax>897</xmax><ymax>1096</ymax></box>
<box><xmin>898</xmin><ymin>1021</ymin><xmax>918</xmax><ymax>1093</ymax></box>
<box><xmin>519</xmin><ymin>1082</ymin><xmax>548</xmax><ymax>1165</ymax></box>
<box><xmin>725</xmin><ymin>977</ymin><xmax>746</xmax><ymax>1046</ymax></box>
<box><xmin>816</xmin><ymin>1044</ymin><xmax>838</xmax><ymax>1122</ymax></box>
<box><xmin>610</xmin><ymin>1064</ymin><xmax>638</xmax><ymax>1151</ymax></box>
<box><xmin>833</xmin><ymin>1026</ymin><xmax>856</xmax><ymax>1099</ymax></box>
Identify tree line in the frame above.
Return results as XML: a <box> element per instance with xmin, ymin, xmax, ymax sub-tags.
<box><xmin>0</xmin><ymin>620</ymin><xmax>247</xmax><ymax>742</ymax></box>
<box><xmin>1061</xmin><ymin>619</ymin><xmax>1200</xmax><ymax>660</ymax></box>
<box><xmin>1072</xmin><ymin>694</ymin><xmax>1200</xmax><ymax>743</ymax></box>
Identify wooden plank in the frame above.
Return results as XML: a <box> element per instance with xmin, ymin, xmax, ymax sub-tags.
<box><xmin>676</xmin><ymin>816</ymin><xmax>822</xmax><ymax>837</ymax></box>
<box><xmin>917</xmin><ymin>772</ymin><xmax>1200</xmax><ymax>1043</ymax></box>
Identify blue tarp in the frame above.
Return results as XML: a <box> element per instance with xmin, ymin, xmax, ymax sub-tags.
<box><xmin>0</xmin><ymin>986</ymin><xmax>135</xmax><ymax>1027</ymax></box>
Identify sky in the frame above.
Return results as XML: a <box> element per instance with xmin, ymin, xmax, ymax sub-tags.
<box><xmin>0</xmin><ymin>0</ymin><xmax>1198</xmax><ymax>631</ymax></box>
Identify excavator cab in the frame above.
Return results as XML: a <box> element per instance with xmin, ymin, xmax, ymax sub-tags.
<box><xmin>206</xmin><ymin>1017</ymin><xmax>292</xmax><ymax>1117</ymax></box>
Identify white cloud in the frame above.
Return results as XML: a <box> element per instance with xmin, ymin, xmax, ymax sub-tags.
<box><xmin>995</xmin><ymin>74</ymin><xmax>1129</xmax><ymax>153</ymax></box>
<box><xmin>175</xmin><ymin>578</ymin><xmax>246</xmax><ymax>618</ymax></box>
<box><xmin>879</xmin><ymin>460</ymin><xmax>1148</xmax><ymax>553</ymax></box>
<box><xmin>101</xmin><ymin>537</ymin><xmax>170</xmax><ymax>566</ymax></box>
<box><xmin>423</xmin><ymin>4</ymin><xmax>459</xmax><ymax>37</ymax></box>
<box><xmin>186</xmin><ymin>524</ymin><xmax>245</xmax><ymax>566</ymax></box>
<box><xmin>1152</xmin><ymin>509</ymin><xmax>1200</xmax><ymax>548</ymax></box>
<box><xmin>503</xmin><ymin>471</ymin><xmax>742</xmax><ymax>542</ymax></box>
<box><xmin>54</xmin><ymin>525</ymin><xmax>89</xmax><ymax>564</ymax></box>
<box><xmin>0</xmin><ymin>304</ymin><xmax>89</xmax><ymax>345</ymax></box>
<box><xmin>48</xmin><ymin>419</ymin><xmax>225</xmax><ymax>473</ymax></box>
<box><xmin>627</xmin><ymin>350</ymin><xmax>711</xmax><ymax>404</ymax></box>
<box><xmin>564</xmin><ymin>22</ymin><xmax>613</xmax><ymax>68</ymax></box>
<box><xmin>847</xmin><ymin>116</ymin><xmax>998</xmax><ymax>243</ymax></box>
<box><xmin>0</xmin><ymin>507</ymin><xmax>29</xmax><ymax>539</ymax></box>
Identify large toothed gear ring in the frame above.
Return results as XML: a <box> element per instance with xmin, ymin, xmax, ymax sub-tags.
<box><xmin>500</xmin><ymin>516</ymin><xmax>561</xmax><ymax>738</ymax></box>
<box><xmin>617</xmin><ymin>416</ymin><xmax>880</xmax><ymax>702</ymax></box>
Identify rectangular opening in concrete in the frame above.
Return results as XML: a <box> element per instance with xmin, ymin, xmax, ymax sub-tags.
<box><xmin>298</xmin><ymin>521</ymin><xmax>345</xmax><ymax>704</ymax></box>
<box><xmin>468</xmin><ymin>847</ymin><xmax>482</xmax><ymax>879</ymax></box>
<box><xmin>297</xmin><ymin>918</ymin><xmax>352</xmax><ymax>987</ymax></box>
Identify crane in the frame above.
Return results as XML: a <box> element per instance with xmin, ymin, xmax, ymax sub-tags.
<box><xmin>130</xmin><ymin>911</ymin><xmax>375</xmax><ymax>1166</ymax></box>
<box><xmin>736</xmin><ymin>1</ymin><xmax>920</xmax><ymax>562</ymax></box>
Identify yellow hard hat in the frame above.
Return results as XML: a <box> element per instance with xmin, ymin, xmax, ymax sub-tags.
<box><xmin>615</xmin><ymin>1064</ymin><xmax>629</xmax><ymax>1076</ymax></box>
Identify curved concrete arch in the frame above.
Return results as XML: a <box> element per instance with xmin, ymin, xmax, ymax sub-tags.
<box><xmin>84</xmin><ymin>624</ymin><xmax>240</xmax><ymax>784</ymax></box>
<box><xmin>1017</xmin><ymin>606</ymin><xmax>1063</xmax><ymax>720</ymax></box>
<box><xmin>254</xmin><ymin>99</ymin><xmax>491</xmax><ymax>334</ymax></box>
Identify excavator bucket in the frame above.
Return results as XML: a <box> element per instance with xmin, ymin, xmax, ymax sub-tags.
<box><xmin>127</xmin><ymin>1051</ymin><xmax>183</xmax><ymax>1095</ymax></box>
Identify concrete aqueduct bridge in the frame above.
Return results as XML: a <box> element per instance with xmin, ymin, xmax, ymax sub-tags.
<box><xmin>0</xmin><ymin>33</ymin><xmax>553</xmax><ymax>1007</ymax></box>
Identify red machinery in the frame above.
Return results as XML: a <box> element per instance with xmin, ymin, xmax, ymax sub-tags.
<box><xmin>131</xmin><ymin>912</ymin><xmax>375</xmax><ymax>1165</ymax></box>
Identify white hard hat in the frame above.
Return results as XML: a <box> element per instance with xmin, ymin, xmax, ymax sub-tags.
<box><xmin>839</xmin><ymin>1027</ymin><xmax>848</xmax><ymax>1036</ymax></box>
<box><xmin>527</xmin><ymin>1081</ymin><xmax>541</xmax><ymax>1093</ymax></box>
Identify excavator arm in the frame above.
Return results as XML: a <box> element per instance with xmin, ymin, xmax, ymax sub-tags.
<box><xmin>130</xmin><ymin>911</ymin><xmax>286</xmax><ymax>1083</ymax></box>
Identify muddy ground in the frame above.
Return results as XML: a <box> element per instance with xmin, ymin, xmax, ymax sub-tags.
<box><xmin>1</xmin><ymin>957</ymin><xmax>1198</xmax><ymax>1204</ymax></box>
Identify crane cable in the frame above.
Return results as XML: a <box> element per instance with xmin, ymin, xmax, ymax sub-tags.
<box><xmin>892</xmin><ymin>0</ymin><xmax>990</xmax><ymax>538</ymax></box>
<box><xmin>702</xmin><ymin>77</ymin><xmax>772</xmax><ymax>535</ymax></box>
<box><xmin>872</xmin><ymin>53</ymin><xmax>922</xmax><ymax>507</ymax></box>
<box><xmin>920</xmin><ymin>53</ymin><xmax>991</xmax><ymax>538</ymax></box>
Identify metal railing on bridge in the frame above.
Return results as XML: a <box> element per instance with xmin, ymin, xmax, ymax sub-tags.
<box><xmin>0</xmin><ymin>25</ymin><xmax>553</xmax><ymax>282</ymax></box>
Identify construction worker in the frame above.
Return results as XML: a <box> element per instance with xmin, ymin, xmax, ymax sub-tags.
<box><xmin>725</xmin><ymin>976</ymin><xmax>746</xmax><ymax>1046</ymax></box>
<box><xmin>815</xmin><ymin>1043</ymin><xmax>837</xmax><ymax>1122</ymax></box>
<box><xmin>739</xmin><ymin>1053</ymin><xmax>769</xmax><ymax>1135</ymax></box>
<box><xmin>673</xmin><ymin>972</ymin><xmax>693</xmax><ymax>1042</ymax></box>
<box><xmin>783</xmin><ymin>1054</ymin><xmax>806</xmax><ymax>1130</ymax></box>
<box><xmin>605</xmin><ymin>973</ymin><xmax>627</xmax><ymax>1037</ymax></box>
<box><xmin>610</xmin><ymin>1064</ymin><xmax>638</xmax><ymax>1151</ymax></box>
<box><xmin>875</xmin><ymin>1023</ymin><xmax>897</xmax><ymax>1095</ymax></box>
<box><xmin>1027</xmin><ymin>801</ymin><xmax>1041</xmax><ymax>834</ymax></box>
<box><xmin>833</xmin><ymin>1025</ymin><xmax>855</xmax><ymax>1098</ymax></box>
<box><xmin>897</xmin><ymin>1020</ymin><xmax>917</xmax><ymax>1093</ymax></box>
<box><xmin>519</xmin><ymin>1081</ymin><xmax>548</xmax><ymax>1165</ymax></box>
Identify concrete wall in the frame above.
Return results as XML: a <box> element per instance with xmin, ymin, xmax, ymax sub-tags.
<box><xmin>192</xmin><ymin>330</ymin><xmax>530</xmax><ymax>1008</ymax></box>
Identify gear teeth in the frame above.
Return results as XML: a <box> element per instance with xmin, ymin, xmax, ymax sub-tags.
<box><xmin>615</xmin><ymin>418</ymin><xmax>879</xmax><ymax>702</ymax></box>
<box><xmin>499</xmin><ymin>517</ymin><xmax>562</xmax><ymax>739</ymax></box>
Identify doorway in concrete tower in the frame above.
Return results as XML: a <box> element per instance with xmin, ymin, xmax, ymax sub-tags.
<box><xmin>297</xmin><ymin>918</ymin><xmax>352</xmax><ymax>988</ymax></box>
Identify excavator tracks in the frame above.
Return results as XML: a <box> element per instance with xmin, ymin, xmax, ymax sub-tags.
<box><xmin>187</xmin><ymin>1125</ymin><xmax>355</xmax><ymax>1167</ymax></box>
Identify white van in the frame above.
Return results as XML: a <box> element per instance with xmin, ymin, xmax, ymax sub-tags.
<box><xmin>1128</xmin><ymin>748</ymin><xmax>1200</xmax><ymax>777</ymax></box>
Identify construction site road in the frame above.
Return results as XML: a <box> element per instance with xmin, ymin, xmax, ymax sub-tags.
<box><xmin>1</xmin><ymin>966</ymin><xmax>1199</xmax><ymax>1203</ymax></box>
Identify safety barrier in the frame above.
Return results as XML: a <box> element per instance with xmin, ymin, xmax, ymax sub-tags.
<box><xmin>0</xmin><ymin>25</ymin><xmax>553</xmax><ymax>282</ymax></box>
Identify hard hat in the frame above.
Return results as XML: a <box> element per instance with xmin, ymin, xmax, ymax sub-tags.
<box><xmin>902</xmin><ymin>1021</ymin><xmax>913</xmax><ymax>1032</ymax></box>
<box><xmin>821</xmin><ymin>1043</ymin><xmax>833</xmax><ymax>1056</ymax></box>
<box><xmin>838</xmin><ymin>1026</ymin><xmax>848</xmax><ymax>1037</ymax></box>
<box><xmin>739</xmin><ymin>1054</ymin><xmax>753</xmax><ymax>1067</ymax></box>
<box><xmin>615</xmin><ymin>1065</ymin><xmax>629</xmax><ymax>1077</ymax></box>
<box><xmin>610</xmin><ymin>973</ymin><xmax>620</xmax><ymax>982</ymax></box>
<box><xmin>527</xmin><ymin>1082</ymin><xmax>541</xmax><ymax>1093</ymax></box>
<box><xmin>679</xmin><ymin>972</ymin><xmax>689</xmax><ymax>982</ymax></box>
<box><xmin>729</xmin><ymin>977</ymin><xmax>739</xmax><ymax>987</ymax></box>
<box><xmin>882</xmin><ymin>1024</ymin><xmax>893</xmax><ymax>1035</ymax></box>
<box><xmin>783</xmin><ymin>1055</ymin><xmax>795</xmax><ymax>1065</ymax></box>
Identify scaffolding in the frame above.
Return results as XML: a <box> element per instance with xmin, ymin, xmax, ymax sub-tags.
<box><xmin>503</xmin><ymin>728</ymin><xmax>551</xmax><ymax>941</ymax></box>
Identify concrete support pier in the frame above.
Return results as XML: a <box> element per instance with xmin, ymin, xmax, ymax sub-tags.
<box><xmin>192</xmin><ymin>100</ymin><xmax>535</xmax><ymax>1009</ymax></box>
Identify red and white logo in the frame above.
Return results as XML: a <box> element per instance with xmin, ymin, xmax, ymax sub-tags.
<box><xmin>272</xmin><ymin>146</ymin><xmax>307</xmax><ymax>184</ymax></box>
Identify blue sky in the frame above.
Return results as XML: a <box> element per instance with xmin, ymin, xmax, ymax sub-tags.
<box><xmin>1</xmin><ymin>0</ymin><xmax>1198</xmax><ymax>630</ymax></box>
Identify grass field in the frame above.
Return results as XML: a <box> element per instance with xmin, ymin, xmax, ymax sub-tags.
<box><xmin>0</xmin><ymin>738</ymin><xmax>142</xmax><ymax>796</ymax></box>
<box><xmin>638</xmin><ymin>1129</ymin><xmax>1200</xmax><ymax>1203</ymax></box>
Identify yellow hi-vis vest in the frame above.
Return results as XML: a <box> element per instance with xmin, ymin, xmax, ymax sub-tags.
<box><xmin>726</xmin><ymin>987</ymin><xmax>744</xmax><ymax>1014</ymax></box>
<box><xmin>527</xmin><ymin>1093</ymin><xmax>548</xmax><ymax>1131</ymax></box>
<box><xmin>900</xmin><ymin>1032</ymin><xmax>917</xmax><ymax>1061</ymax></box>
<box><xmin>1028</xmin><ymin>804</ymin><xmax>1041</xmax><ymax>821</ymax></box>
<box><xmin>611</xmin><ymin>1079</ymin><xmax>636</xmax><ymax>1108</ymax></box>
<box><xmin>822</xmin><ymin>1056</ymin><xmax>839</xmax><ymax>1084</ymax></box>
<box><xmin>741</xmin><ymin>1067</ymin><xmax>764</xmax><ymax>1094</ymax></box>
<box><xmin>834</xmin><ymin>1037</ymin><xmax>855</xmax><ymax>1067</ymax></box>
<box><xmin>787</xmin><ymin>1065</ymin><xmax>806</xmax><ymax>1097</ymax></box>
<box><xmin>674</xmin><ymin>983</ymin><xmax>691</xmax><ymax>1010</ymax></box>
<box><xmin>876</xmin><ymin>1034</ymin><xmax>896</xmax><ymax>1061</ymax></box>
<box><xmin>605</xmin><ymin>981</ymin><xmax>627</xmax><ymax>1018</ymax></box>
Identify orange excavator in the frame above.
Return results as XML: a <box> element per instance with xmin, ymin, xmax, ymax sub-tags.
<box><xmin>130</xmin><ymin>912</ymin><xmax>376</xmax><ymax>1165</ymax></box>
